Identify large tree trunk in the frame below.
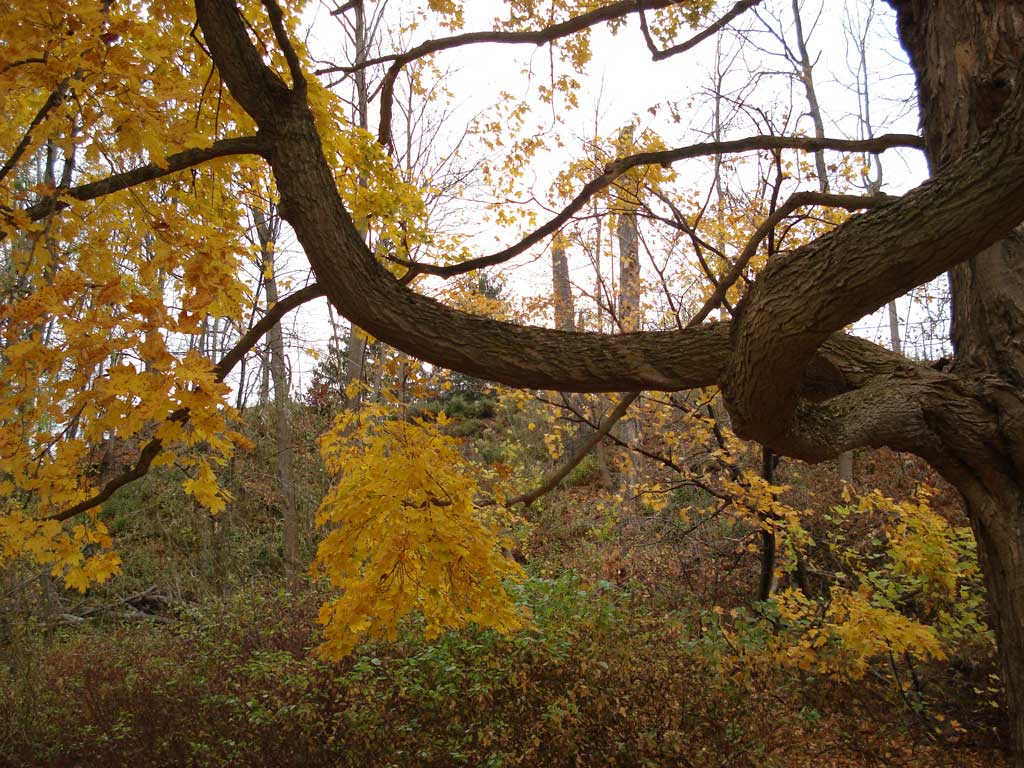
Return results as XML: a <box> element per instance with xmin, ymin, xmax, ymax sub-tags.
<box><xmin>963</xmin><ymin>480</ymin><xmax>1024</xmax><ymax>762</ymax></box>
<box><xmin>889</xmin><ymin>1</ymin><xmax>1024</xmax><ymax>760</ymax></box>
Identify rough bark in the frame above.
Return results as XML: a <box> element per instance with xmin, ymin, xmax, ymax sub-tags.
<box><xmin>886</xmin><ymin>2</ymin><xmax>1024</xmax><ymax>760</ymax></box>
<box><xmin>616</xmin><ymin>215</ymin><xmax>641</xmax><ymax>334</ymax></box>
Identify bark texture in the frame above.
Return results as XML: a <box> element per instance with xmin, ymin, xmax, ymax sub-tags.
<box><xmin>887</xmin><ymin>2</ymin><xmax>1024</xmax><ymax>760</ymax></box>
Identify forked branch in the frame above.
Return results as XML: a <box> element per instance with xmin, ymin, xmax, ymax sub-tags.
<box><xmin>639</xmin><ymin>0</ymin><xmax>764</xmax><ymax>61</ymax></box>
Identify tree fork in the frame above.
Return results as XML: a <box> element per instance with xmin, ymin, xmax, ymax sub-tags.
<box><xmin>196</xmin><ymin>0</ymin><xmax>1024</xmax><ymax>758</ymax></box>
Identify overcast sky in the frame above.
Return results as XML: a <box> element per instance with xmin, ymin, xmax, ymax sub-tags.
<box><xmin>268</xmin><ymin>0</ymin><xmax>939</xmax><ymax>397</ymax></box>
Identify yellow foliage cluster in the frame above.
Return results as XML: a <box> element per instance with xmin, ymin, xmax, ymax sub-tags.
<box><xmin>854</xmin><ymin>485</ymin><xmax>967</xmax><ymax>601</ymax></box>
<box><xmin>774</xmin><ymin>585</ymin><xmax>945</xmax><ymax>679</ymax></box>
<box><xmin>0</xmin><ymin>0</ymin><xmax>263</xmax><ymax>586</ymax></box>
<box><xmin>0</xmin><ymin>505</ymin><xmax>120</xmax><ymax>591</ymax></box>
<box><xmin>767</xmin><ymin>486</ymin><xmax>984</xmax><ymax>679</ymax></box>
<box><xmin>425</xmin><ymin>0</ymin><xmax>465</xmax><ymax>30</ymax></box>
<box><xmin>312</xmin><ymin>405</ymin><xmax>529</xmax><ymax>659</ymax></box>
<box><xmin>0</xmin><ymin>0</ymin><xmax>437</xmax><ymax>591</ymax></box>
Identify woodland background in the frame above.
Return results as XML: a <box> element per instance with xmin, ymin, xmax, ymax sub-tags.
<box><xmin>0</xmin><ymin>360</ymin><xmax>1007</xmax><ymax>767</ymax></box>
<box><xmin>0</xmin><ymin>0</ymin><xmax>1014</xmax><ymax>765</ymax></box>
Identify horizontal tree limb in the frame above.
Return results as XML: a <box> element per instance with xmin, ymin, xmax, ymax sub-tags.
<box><xmin>197</xmin><ymin>0</ymin><xmax>1024</xmax><ymax>468</ymax></box>
<box><xmin>4</xmin><ymin>136</ymin><xmax>266</xmax><ymax>239</ymax></box>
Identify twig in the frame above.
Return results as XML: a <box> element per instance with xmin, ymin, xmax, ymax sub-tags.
<box><xmin>507</xmin><ymin>393</ymin><xmax>639</xmax><ymax>507</ymax></box>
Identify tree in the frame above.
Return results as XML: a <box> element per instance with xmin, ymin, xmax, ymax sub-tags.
<box><xmin>252</xmin><ymin>203</ymin><xmax>301</xmax><ymax>589</ymax></box>
<box><xmin>3</xmin><ymin>0</ymin><xmax>1024</xmax><ymax>760</ymax></box>
<box><xmin>759</xmin><ymin>0</ymin><xmax>858</xmax><ymax>483</ymax></box>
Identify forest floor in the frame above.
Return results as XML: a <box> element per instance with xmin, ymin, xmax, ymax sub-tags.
<box><xmin>0</xmin><ymin>401</ymin><xmax>1011</xmax><ymax>767</ymax></box>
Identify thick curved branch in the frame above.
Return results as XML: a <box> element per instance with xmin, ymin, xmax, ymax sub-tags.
<box><xmin>197</xmin><ymin>0</ymin><xmax>1024</xmax><ymax>468</ymax></box>
<box><xmin>690</xmin><ymin>191</ymin><xmax>897</xmax><ymax>325</ymax></box>
<box><xmin>47</xmin><ymin>283</ymin><xmax>324</xmax><ymax>522</ymax></box>
<box><xmin>725</xmin><ymin>74</ymin><xmax>1024</xmax><ymax>447</ymax></box>
<box><xmin>780</xmin><ymin>370</ymin><xmax>988</xmax><ymax>466</ymax></box>
<box><xmin>399</xmin><ymin>135</ymin><xmax>920</xmax><ymax>282</ymax></box>
<box><xmin>198</xmin><ymin>0</ymin><xmax>734</xmax><ymax>387</ymax></box>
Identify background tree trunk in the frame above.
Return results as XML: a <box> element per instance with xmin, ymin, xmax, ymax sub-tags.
<box><xmin>551</xmin><ymin>236</ymin><xmax>575</xmax><ymax>333</ymax></box>
<box><xmin>343</xmin><ymin>0</ymin><xmax>372</xmax><ymax>409</ymax></box>
<box><xmin>616</xmin><ymin>176</ymin><xmax>642</xmax><ymax>500</ymax></box>
<box><xmin>254</xmin><ymin>207</ymin><xmax>300</xmax><ymax>591</ymax></box>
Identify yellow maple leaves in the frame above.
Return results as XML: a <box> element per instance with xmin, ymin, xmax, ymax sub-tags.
<box><xmin>0</xmin><ymin>506</ymin><xmax>121</xmax><ymax>592</ymax></box>
<box><xmin>0</xmin><ymin>0</ymin><xmax>441</xmax><ymax>601</ymax></box>
<box><xmin>766</xmin><ymin>486</ymin><xmax>983</xmax><ymax>679</ymax></box>
<box><xmin>426</xmin><ymin>0</ymin><xmax>465</xmax><ymax>30</ymax></box>
<box><xmin>182</xmin><ymin>458</ymin><xmax>232</xmax><ymax>516</ymax></box>
<box><xmin>0</xmin><ymin>0</ymin><xmax>268</xmax><ymax>582</ymax></box>
<box><xmin>774</xmin><ymin>585</ymin><xmax>945</xmax><ymax>678</ymax></box>
<box><xmin>313</xmin><ymin>405</ymin><xmax>529</xmax><ymax>659</ymax></box>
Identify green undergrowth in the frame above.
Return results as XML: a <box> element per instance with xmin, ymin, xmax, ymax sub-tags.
<box><xmin>2</xmin><ymin>572</ymin><xmax>1001</xmax><ymax>768</ymax></box>
<box><xmin>0</xmin><ymin>575</ymin><xmax>840</xmax><ymax>768</ymax></box>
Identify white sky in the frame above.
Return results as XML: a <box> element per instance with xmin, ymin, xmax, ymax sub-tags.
<box><xmin>267</xmin><ymin>0</ymin><xmax>940</xmax><ymax>397</ymax></box>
